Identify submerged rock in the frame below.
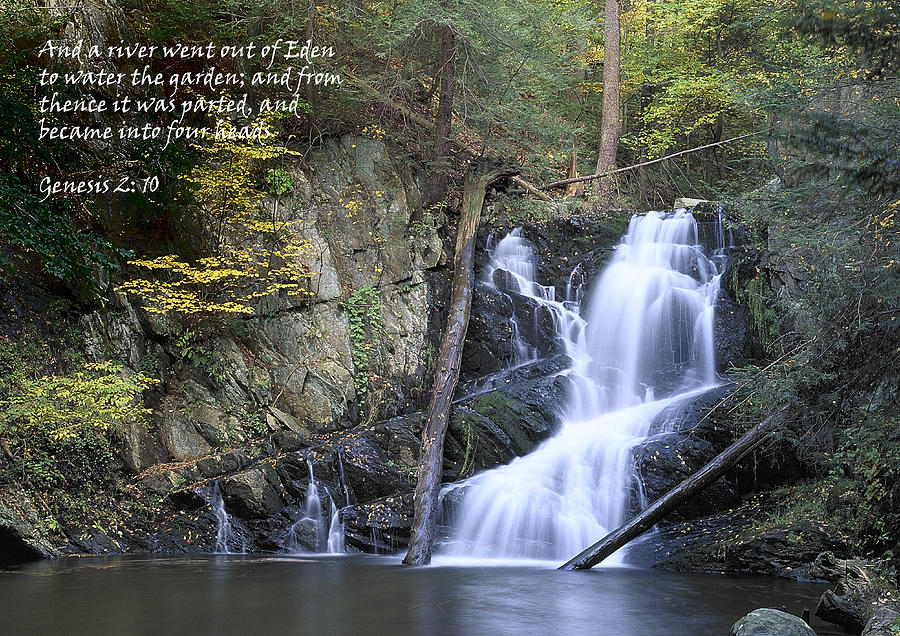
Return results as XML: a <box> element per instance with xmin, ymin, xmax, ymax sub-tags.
<box><xmin>729</xmin><ymin>608</ymin><xmax>817</xmax><ymax>636</ymax></box>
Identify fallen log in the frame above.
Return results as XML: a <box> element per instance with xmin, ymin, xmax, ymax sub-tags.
<box><xmin>559</xmin><ymin>406</ymin><xmax>788</xmax><ymax>570</ymax></box>
<box><xmin>403</xmin><ymin>163</ymin><xmax>518</xmax><ymax>566</ymax></box>
<box><xmin>511</xmin><ymin>175</ymin><xmax>553</xmax><ymax>202</ymax></box>
<box><xmin>539</xmin><ymin>131</ymin><xmax>766</xmax><ymax>191</ymax></box>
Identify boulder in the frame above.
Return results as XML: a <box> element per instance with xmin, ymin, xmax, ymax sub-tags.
<box><xmin>221</xmin><ymin>466</ymin><xmax>285</xmax><ymax>519</ymax></box>
<box><xmin>863</xmin><ymin>607</ymin><xmax>900</xmax><ymax>636</ymax></box>
<box><xmin>632</xmin><ymin>385</ymin><xmax>738</xmax><ymax>519</ymax></box>
<box><xmin>154</xmin><ymin>399</ymin><xmax>213</xmax><ymax>461</ymax></box>
<box><xmin>810</xmin><ymin>554</ymin><xmax>900</xmax><ymax>634</ymax></box>
<box><xmin>729</xmin><ymin>608</ymin><xmax>817</xmax><ymax>636</ymax></box>
<box><xmin>342</xmin><ymin>493</ymin><xmax>414</xmax><ymax>553</ymax></box>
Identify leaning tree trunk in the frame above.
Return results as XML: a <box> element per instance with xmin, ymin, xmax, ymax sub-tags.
<box><xmin>403</xmin><ymin>164</ymin><xmax>517</xmax><ymax>567</ymax></box>
<box><xmin>593</xmin><ymin>0</ymin><xmax>621</xmax><ymax>206</ymax></box>
<box><xmin>560</xmin><ymin>406</ymin><xmax>787</xmax><ymax>570</ymax></box>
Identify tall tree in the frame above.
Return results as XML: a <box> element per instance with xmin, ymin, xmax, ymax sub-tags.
<box><xmin>425</xmin><ymin>21</ymin><xmax>458</xmax><ymax>206</ymax></box>
<box><xmin>594</xmin><ymin>0</ymin><xmax>622</xmax><ymax>204</ymax></box>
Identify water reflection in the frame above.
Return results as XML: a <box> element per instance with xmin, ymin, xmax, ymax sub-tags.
<box><xmin>0</xmin><ymin>555</ymin><xmax>842</xmax><ymax>635</ymax></box>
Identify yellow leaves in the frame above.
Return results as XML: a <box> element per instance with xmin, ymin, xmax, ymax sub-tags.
<box><xmin>361</xmin><ymin>124</ymin><xmax>386</xmax><ymax>140</ymax></box>
<box><xmin>117</xmin><ymin>104</ymin><xmax>320</xmax><ymax>318</ymax></box>
<box><xmin>119</xmin><ymin>238</ymin><xmax>315</xmax><ymax>317</ymax></box>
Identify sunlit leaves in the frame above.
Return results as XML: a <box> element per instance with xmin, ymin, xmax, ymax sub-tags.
<box><xmin>0</xmin><ymin>361</ymin><xmax>157</xmax><ymax>442</ymax></box>
<box><xmin>119</xmin><ymin>110</ymin><xmax>314</xmax><ymax>317</ymax></box>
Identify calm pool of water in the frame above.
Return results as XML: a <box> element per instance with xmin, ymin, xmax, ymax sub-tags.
<box><xmin>0</xmin><ymin>555</ymin><xmax>843</xmax><ymax>635</ymax></box>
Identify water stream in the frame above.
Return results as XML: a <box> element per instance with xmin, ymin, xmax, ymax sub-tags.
<box><xmin>445</xmin><ymin>210</ymin><xmax>726</xmax><ymax>562</ymax></box>
<box><xmin>210</xmin><ymin>481</ymin><xmax>244</xmax><ymax>555</ymax></box>
<box><xmin>285</xmin><ymin>458</ymin><xmax>345</xmax><ymax>554</ymax></box>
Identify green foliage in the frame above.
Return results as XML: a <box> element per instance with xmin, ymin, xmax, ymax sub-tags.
<box><xmin>733</xmin><ymin>268</ymin><xmax>782</xmax><ymax>357</ymax></box>
<box><xmin>266</xmin><ymin>168</ymin><xmax>294</xmax><ymax>196</ymax></box>
<box><xmin>173</xmin><ymin>327</ymin><xmax>228</xmax><ymax>384</ymax></box>
<box><xmin>725</xmin><ymin>176</ymin><xmax>899</xmax><ymax>554</ymax></box>
<box><xmin>0</xmin><ymin>360</ymin><xmax>156</xmax><ymax>443</ymax></box>
<box><xmin>0</xmin><ymin>175</ymin><xmax>128</xmax><ymax>290</ymax></box>
<box><xmin>345</xmin><ymin>286</ymin><xmax>384</xmax><ymax>410</ymax></box>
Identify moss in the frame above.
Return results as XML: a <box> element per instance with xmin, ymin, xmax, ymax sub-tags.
<box><xmin>471</xmin><ymin>392</ymin><xmax>534</xmax><ymax>455</ymax></box>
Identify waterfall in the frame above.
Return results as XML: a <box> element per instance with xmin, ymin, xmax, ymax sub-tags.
<box><xmin>444</xmin><ymin>210</ymin><xmax>726</xmax><ymax>562</ymax></box>
<box><xmin>286</xmin><ymin>458</ymin><xmax>345</xmax><ymax>554</ymax></box>
<box><xmin>211</xmin><ymin>481</ymin><xmax>243</xmax><ymax>554</ymax></box>
<box><xmin>326</xmin><ymin>498</ymin><xmax>345</xmax><ymax>554</ymax></box>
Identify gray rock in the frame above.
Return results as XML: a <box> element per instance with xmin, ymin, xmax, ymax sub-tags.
<box><xmin>222</xmin><ymin>466</ymin><xmax>285</xmax><ymax>519</ymax></box>
<box><xmin>121</xmin><ymin>420</ymin><xmax>169</xmax><ymax>474</ymax></box>
<box><xmin>729</xmin><ymin>608</ymin><xmax>817</xmax><ymax>636</ymax></box>
<box><xmin>154</xmin><ymin>399</ymin><xmax>213</xmax><ymax>461</ymax></box>
<box><xmin>863</xmin><ymin>607</ymin><xmax>900</xmax><ymax>636</ymax></box>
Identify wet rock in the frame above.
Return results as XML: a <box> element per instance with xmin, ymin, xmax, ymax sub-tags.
<box><xmin>863</xmin><ymin>607</ymin><xmax>900</xmax><ymax>636</ymax></box>
<box><xmin>222</xmin><ymin>466</ymin><xmax>285</xmax><ymax>520</ymax></box>
<box><xmin>445</xmin><ymin>357</ymin><xmax>568</xmax><ymax>480</ymax></box>
<box><xmin>632</xmin><ymin>386</ymin><xmax>738</xmax><ymax>519</ymax></box>
<box><xmin>714</xmin><ymin>289</ymin><xmax>749</xmax><ymax>370</ymax></box>
<box><xmin>462</xmin><ymin>282</ymin><xmax>516</xmax><ymax>380</ymax></box>
<box><xmin>64</xmin><ymin>527</ymin><xmax>125</xmax><ymax>556</ymax></box>
<box><xmin>491</xmin><ymin>268</ymin><xmax>521</xmax><ymax>294</ymax></box>
<box><xmin>342</xmin><ymin>493</ymin><xmax>414</xmax><ymax>553</ymax></box>
<box><xmin>195</xmin><ymin>451</ymin><xmax>251</xmax><ymax>479</ymax></box>
<box><xmin>335</xmin><ymin>427</ymin><xmax>418</xmax><ymax>503</ymax></box>
<box><xmin>810</xmin><ymin>554</ymin><xmax>900</xmax><ymax>634</ymax></box>
<box><xmin>514</xmin><ymin>214</ymin><xmax>627</xmax><ymax>296</ymax></box>
<box><xmin>508</xmin><ymin>291</ymin><xmax>559</xmax><ymax>357</ymax></box>
<box><xmin>647</xmin><ymin>500</ymin><xmax>852</xmax><ymax>578</ymax></box>
<box><xmin>141</xmin><ymin>470</ymin><xmax>183</xmax><ymax>497</ymax></box>
<box><xmin>273</xmin><ymin>430</ymin><xmax>309</xmax><ymax>452</ymax></box>
<box><xmin>729</xmin><ymin>608</ymin><xmax>817</xmax><ymax>636</ymax></box>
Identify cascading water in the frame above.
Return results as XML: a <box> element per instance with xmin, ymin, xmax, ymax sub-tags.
<box><xmin>211</xmin><ymin>481</ymin><xmax>244</xmax><ymax>554</ymax></box>
<box><xmin>444</xmin><ymin>210</ymin><xmax>726</xmax><ymax>562</ymax></box>
<box><xmin>286</xmin><ymin>458</ymin><xmax>345</xmax><ymax>554</ymax></box>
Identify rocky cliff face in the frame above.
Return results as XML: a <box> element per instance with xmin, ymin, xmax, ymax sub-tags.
<box><xmin>81</xmin><ymin>134</ymin><xmax>448</xmax><ymax>471</ymax></box>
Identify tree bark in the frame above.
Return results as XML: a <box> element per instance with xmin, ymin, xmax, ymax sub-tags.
<box><xmin>403</xmin><ymin>164</ymin><xmax>517</xmax><ymax>567</ymax></box>
<box><xmin>425</xmin><ymin>23</ymin><xmax>458</xmax><ymax>207</ymax></box>
<box><xmin>593</xmin><ymin>0</ymin><xmax>622</xmax><ymax>205</ymax></box>
<box><xmin>559</xmin><ymin>406</ymin><xmax>787</xmax><ymax>570</ymax></box>
<box><xmin>563</xmin><ymin>151</ymin><xmax>583</xmax><ymax>199</ymax></box>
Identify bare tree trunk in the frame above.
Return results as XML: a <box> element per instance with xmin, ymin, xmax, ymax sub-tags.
<box><xmin>425</xmin><ymin>23</ymin><xmax>458</xmax><ymax>207</ymax></box>
<box><xmin>403</xmin><ymin>164</ymin><xmax>517</xmax><ymax>567</ymax></box>
<box><xmin>593</xmin><ymin>0</ymin><xmax>622</xmax><ymax>206</ymax></box>
<box><xmin>560</xmin><ymin>406</ymin><xmax>787</xmax><ymax>570</ymax></box>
